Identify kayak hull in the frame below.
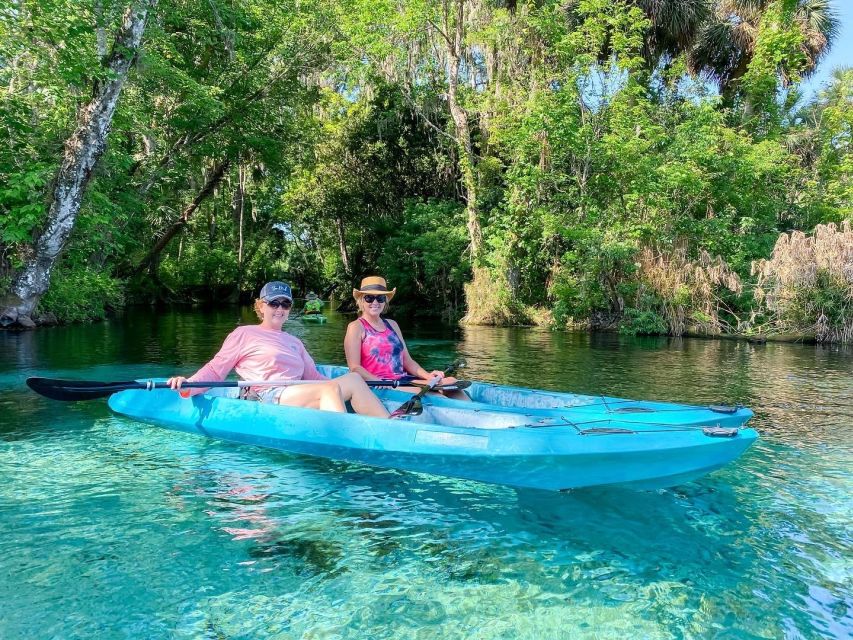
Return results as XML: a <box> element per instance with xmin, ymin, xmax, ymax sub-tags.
<box><xmin>302</xmin><ymin>314</ymin><xmax>327</xmax><ymax>323</ymax></box>
<box><xmin>108</xmin><ymin>386</ymin><xmax>757</xmax><ymax>491</ymax></box>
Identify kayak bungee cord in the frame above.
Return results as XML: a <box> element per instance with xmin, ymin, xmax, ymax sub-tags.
<box><xmin>526</xmin><ymin>415</ymin><xmax>740</xmax><ymax>437</ymax></box>
<box><xmin>599</xmin><ymin>397</ymin><xmax>743</xmax><ymax>414</ymax></box>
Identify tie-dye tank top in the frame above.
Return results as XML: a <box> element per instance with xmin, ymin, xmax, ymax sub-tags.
<box><xmin>359</xmin><ymin>317</ymin><xmax>406</xmax><ymax>379</ymax></box>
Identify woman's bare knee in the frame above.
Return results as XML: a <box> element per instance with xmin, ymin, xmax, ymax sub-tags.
<box><xmin>277</xmin><ymin>382</ymin><xmax>346</xmax><ymax>413</ymax></box>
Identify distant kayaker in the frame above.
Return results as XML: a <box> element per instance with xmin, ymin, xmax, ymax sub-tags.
<box><xmin>167</xmin><ymin>281</ymin><xmax>389</xmax><ymax>417</ymax></box>
<box><xmin>344</xmin><ymin>276</ymin><xmax>469</xmax><ymax>400</ymax></box>
<box><xmin>304</xmin><ymin>292</ymin><xmax>323</xmax><ymax>315</ymax></box>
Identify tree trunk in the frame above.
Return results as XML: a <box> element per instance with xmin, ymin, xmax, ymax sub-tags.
<box><xmin>205</xmin><ymin>194</ymin><xmax>218</xmax><ymax>290</ymax></box>
<box><xmin>234</xmin><ymin>162</ymin><xmax>246</xmax><ymax>296</ymax></box>
<box><xmin>94</xmin><ymin>0</ymin><xmax>108</xmax><ymax>58</ymax></box>
<box><xmin>0</xmin><ymin>0</ymin><xmax>158</xmax><ymax>327</ymax></box>
<box><xmin>335</xmin><ymin>215</ymin><xmax>351</xmax><ymax>276</ymax></box>
<box><xmin>443</xmin><ymin>0</ymin><xmax>482</xmax><ymax>260</ymax></box>
<box><xmin>133</xmin><ymin>159</ymin><xmax>231</xmax><ymax>276</ymax></box>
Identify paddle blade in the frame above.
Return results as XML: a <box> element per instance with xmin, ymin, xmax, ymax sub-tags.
<box><xmin>410</xmin><ymin>396</ymin><xmax>424</xmax><ymax>415</ymax></box>
<box><xmin>445</xmin><ymin>359</ymin><xmax>466</xmax><ymax>375</ymax></box>
<box><xmin>390</xmin><ymin>397</ymin><xmax>422</xmax><ymax>418</ymax></box>
<box><xmin>26</xmin><ymin>378</ymin><xmax>142</xmax><ymax>401</ymax></box>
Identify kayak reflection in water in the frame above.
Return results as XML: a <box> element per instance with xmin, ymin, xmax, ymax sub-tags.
<box><xmin>344</xmin><ymin>275</ymin><xmax>470</xmax><ymax>401</ymax></box>
<box><xmin>167</xmin><ymin>280</ymin><xmax>389</xmax><ymax>418</ymax></box>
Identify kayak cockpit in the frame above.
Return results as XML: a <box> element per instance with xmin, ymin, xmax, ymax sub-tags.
<box><xmin>201</xmin><ymin>385</ymin><xmax>551</xmax><ymax>430</ymax></box>
<box><xmin>382</xmin><ymin>403</ymin><xmax>555</xmax><ymax>429</ymax></box>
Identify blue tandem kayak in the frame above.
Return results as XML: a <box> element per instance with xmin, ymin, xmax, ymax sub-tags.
<box><xmin>108</xmin><ymin>383</ymin><xmax>757</xmax><ymax>491</ymax></box>
<box><xmin>316</xmin><ymin>365</ymin><xmax>754</xmax><ymax>430</ymax></box>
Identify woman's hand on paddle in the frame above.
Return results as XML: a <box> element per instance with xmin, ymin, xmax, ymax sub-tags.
<box><xmin>167</xmin><ymin>376</ymin><xmax>188</xmax><ymax>390</ymax></box>
<box><xmin>427</xmin><ymin>371</ymin><xmax>457</xmax><ymax>386</ymax></box>
<box><xmin>167</xmin><ymin>376</ymin><xmax>194</xmax><ymax>398</ymax></box>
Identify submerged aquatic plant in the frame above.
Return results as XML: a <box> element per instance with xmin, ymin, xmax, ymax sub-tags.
<box><xmin>752</xmin><ymin>222</ymin><xmax>853</xmax><ymax>343</ymax></box>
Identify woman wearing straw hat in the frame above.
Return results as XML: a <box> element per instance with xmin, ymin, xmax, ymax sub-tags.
<box><xmin>344</xmin><ymin>276</ymin><xmax>466</xmax><ymax>398</ymax></box>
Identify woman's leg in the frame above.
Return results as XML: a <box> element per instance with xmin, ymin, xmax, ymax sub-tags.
<box><xmin>274</xmin><ymin>376</ymin><xmax>389</xmax><ymax>418</ymax></box>
<box><xmin>335</xmin><ymin>373</ymin><xmax>390</xmax><ymax>418</ymax></box>
<box><xmin>276</xmin><ymin>381</ymin><xmax>346</xmax><ymax>413</ymax></box>
<box><xmin>441</xmin><ymin>389</ymin><xmax>471</xmax><ymax>401</ymax></box>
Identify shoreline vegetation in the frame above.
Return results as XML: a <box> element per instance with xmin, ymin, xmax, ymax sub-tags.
<box><xmin>1</xmin><ymin>1</ymin><xmax>851</xmax><ymax>342</ymax></box>
<box><xmin>3</xmin><ymin>300</ymin><xmax>832</xmax><ymax>347</ymax></box>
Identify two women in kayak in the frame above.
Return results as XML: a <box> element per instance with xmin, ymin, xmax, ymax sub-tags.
<box><xmin>168</xmin><ymin>276</ymin><xmax>464</xmax><ymax>415</ymax></box>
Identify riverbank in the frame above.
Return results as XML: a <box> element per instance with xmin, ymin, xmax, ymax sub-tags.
<box><xmin>0</xmin><ymin>303</ymin><xmax>831</xmax><ymax>347</ymax></box>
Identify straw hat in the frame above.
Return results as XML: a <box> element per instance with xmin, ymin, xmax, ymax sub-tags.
<box><xmin>353</xmin><ymin>276</ymin><xmax>396</xmax><ymax>301</ymax></box>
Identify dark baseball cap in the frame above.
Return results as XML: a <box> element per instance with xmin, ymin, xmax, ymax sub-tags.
<box><xmin>259</xmin><ymin>281</ymin><xmax>293</xmax><ymax>302</ymax></box>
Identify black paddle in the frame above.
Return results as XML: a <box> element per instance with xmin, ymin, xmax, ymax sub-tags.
<box><xmin>26</xmin><ymin>376</ymin><xmax>470</xmax><ymax>403</ymax></box>
<box><xmin>389</xmin><ymin>358</ymin><xmax>466</xmax><ymax>418</ymax></box>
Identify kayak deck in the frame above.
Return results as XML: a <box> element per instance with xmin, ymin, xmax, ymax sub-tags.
<box><xmin>317</xmin><ymin>365</ymin><xmax>754</xmax><ymax>429</ymax></box>
<box><xmin>108</xmin><ymin>383</ymin><xmax>758</xmax><ymax>491</ymax></box>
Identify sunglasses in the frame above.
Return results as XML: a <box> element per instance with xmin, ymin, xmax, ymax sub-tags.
<box><xmin>265</xmin><ymin>299</ymin><xmax>292</xmax><ymax>309</ymax></box>
<box><xmin>363</xmin><ymin>295</ymin><xmax>387</xmax><ymax>304</ymax></box>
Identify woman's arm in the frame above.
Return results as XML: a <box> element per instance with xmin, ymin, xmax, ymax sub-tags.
<box><xmin>344</xmin><ymin>321</ymin><xmax>380</xmax><ymax>380</ymax></box>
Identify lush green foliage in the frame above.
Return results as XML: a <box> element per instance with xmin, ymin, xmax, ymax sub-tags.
<box><xmin>39</xmin><ymin>264</ymin><xmax>123</xmax><ymax>323</ymax></box>
<box><xmin>379</xmin><ymin>200</ymin><xmax>471</xmax><ymax>321</ymax></box>
<box><xmin>1</xmin><ymin>0</ymin><xmax>851</xmax><ymax>338</ymax></box>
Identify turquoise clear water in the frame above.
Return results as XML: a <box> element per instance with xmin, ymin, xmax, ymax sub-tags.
<box><xmin>0</xmin><ymin>307</ymin><xmax>850</xmax><ymax>639</ymax></box>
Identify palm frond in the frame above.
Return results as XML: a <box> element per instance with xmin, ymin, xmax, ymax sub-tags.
<box><xmin>794</xmin><ymin>0</ymin><xmax>840</xmax><ymax>75</ymax></box>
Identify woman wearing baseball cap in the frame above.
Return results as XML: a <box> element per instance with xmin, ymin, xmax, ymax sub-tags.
<box><xmin>167</xmin><ymin>281</ymin><xmax>388</xmax><ymax>417</ymax></box>
<box><xmin>344</xmin><ymin>276</ymin><xmax>467</xmax><ymax>399</ymax></box>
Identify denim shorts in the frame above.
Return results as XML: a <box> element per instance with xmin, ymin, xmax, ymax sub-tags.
<box><xmin>256</xmin><ymin>386</ymin><xmax>286</xmax><ymax>404</ymax></box>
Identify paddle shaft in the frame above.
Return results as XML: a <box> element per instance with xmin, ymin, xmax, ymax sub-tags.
<box><xmin>160</xmin><ymin>378</ymin><xmax>465</xmax><ymax>391</ymax></box>
<box><xmin>26</xmin><ymin>375</ymin><xmax>468</xmax><ymax>402</ymax></box>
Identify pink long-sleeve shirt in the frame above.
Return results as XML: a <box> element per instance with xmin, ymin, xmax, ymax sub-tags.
<box><xmin>183</xmin><ymin>325</ymin><xmax>327</xmax><ymax>396</ymax></box>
